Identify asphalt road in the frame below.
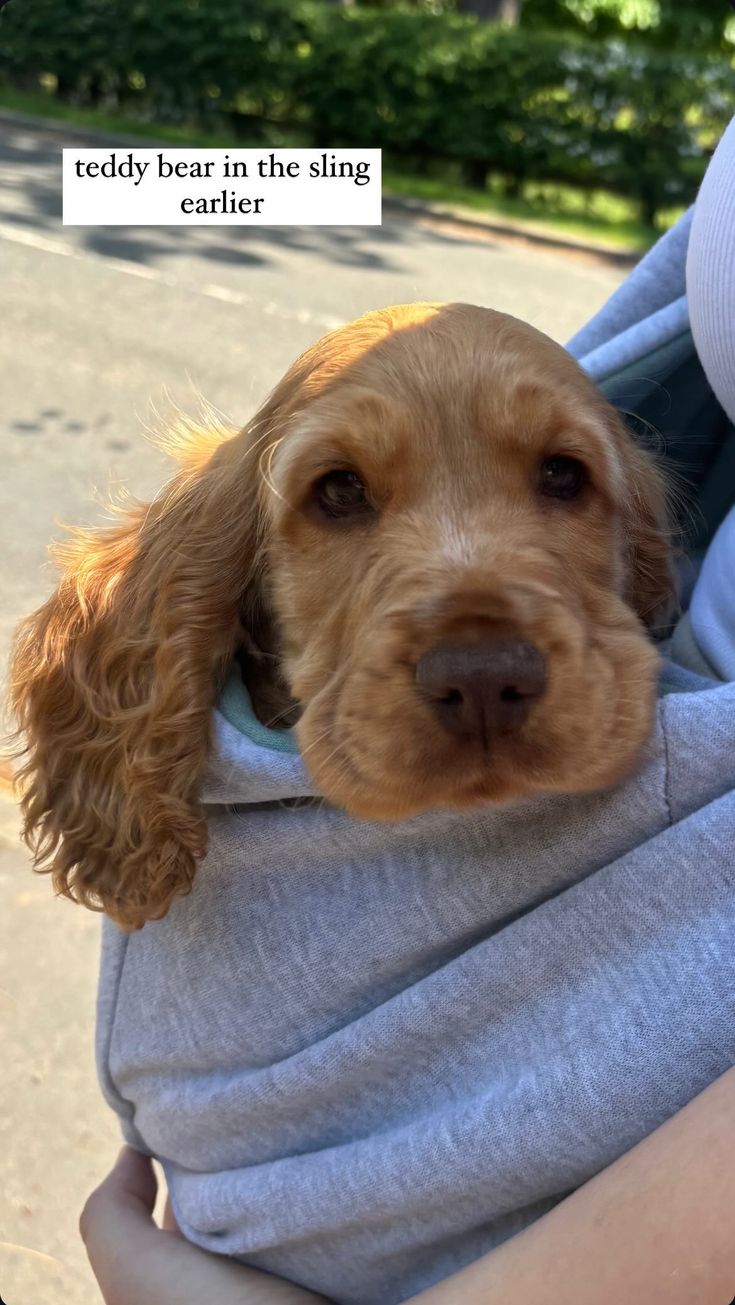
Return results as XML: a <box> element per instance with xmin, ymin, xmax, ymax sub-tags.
<box><xmin>0</xmin><ymin>115</ymin><xmax>627</xmax><ymax>1305</ymax></box>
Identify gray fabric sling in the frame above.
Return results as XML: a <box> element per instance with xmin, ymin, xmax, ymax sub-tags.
<box><xmin>97</xmin><ymin>204</ymin><xmax>735</xmax><ymax>1304</ymax></box>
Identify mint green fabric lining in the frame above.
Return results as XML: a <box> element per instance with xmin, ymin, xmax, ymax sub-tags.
<box><xmin>218</xmin><ymin>671</ymin><xmax>299</xmax><ymax>755</ymax></box>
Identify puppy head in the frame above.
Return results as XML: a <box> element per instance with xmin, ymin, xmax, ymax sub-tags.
<box><xmin>261</xmin><ymin>303</ymin><xmax>673</xmax><ymax>818</ymax></box>
<box><xmin>9</xmin><ymin>303</ymin><xmax>672</xmax><ymax>927</ymax></box>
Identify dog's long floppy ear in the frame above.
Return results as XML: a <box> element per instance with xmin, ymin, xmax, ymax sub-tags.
<box><xmin>8</xmin><ymin>417</ymin><xmax>275</xmax><ymax>931</ymax></box>
<box><xmin>608</xmin><ymin>409</ymin><xmax>677</xmax><ymax>635</ymax></box>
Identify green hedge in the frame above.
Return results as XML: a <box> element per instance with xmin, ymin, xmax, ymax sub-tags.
<box><xmin>0</xmin><ymin>0</ymin><xmax>731</xmax><ymax>222</ymax></box>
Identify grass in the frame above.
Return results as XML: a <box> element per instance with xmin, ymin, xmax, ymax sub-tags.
<box><xmin>0</xmin><ymin>84</ymin><xmax>283</xmax><ymax>148</ymax></box>
<box><xmin>382</xmin><ymin>169</ymin><xmax>667</xmax><ymax>252</ymax></box>
<box><xmin>1</xmin><ymin>83</ymin><xmax>674</xmax><ymax>252</ymax></box>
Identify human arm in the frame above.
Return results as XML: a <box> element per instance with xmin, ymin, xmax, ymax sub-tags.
<box><xmin>409</xmin><ymin>1065</ymin><xmax>735</xmax><ymax>1305</ymax></box>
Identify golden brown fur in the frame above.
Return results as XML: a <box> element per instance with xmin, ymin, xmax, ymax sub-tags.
<box><xmin>8</xmin><ymin>303</ymin><xmax>673</xmax><ymax>930</ymax></box>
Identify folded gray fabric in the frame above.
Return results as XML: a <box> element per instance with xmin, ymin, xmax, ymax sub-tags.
<box><xmin>98</xmin><ymin>666</ymin><xmax>735</xmax><ymax>1305</ymax></box>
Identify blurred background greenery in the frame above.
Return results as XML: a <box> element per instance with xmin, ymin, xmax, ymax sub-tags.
<box><xmin>0</xmin><ymin>0</ymin><xmax>732</xmax><ymax>250</ymax></box>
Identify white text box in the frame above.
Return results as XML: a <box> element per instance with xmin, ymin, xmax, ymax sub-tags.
<box><xmin>62</xmin><ymin>148</ymin><xmax>382</xmax><ymax>226</ymax></box>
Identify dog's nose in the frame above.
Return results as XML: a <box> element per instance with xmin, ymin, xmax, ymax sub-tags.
<box><xmin>416</xmin><ymin>639</ymin><xmax>547</xmax><ymax>746</ymax></box>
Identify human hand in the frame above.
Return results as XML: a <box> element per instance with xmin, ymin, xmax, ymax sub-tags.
<box><xmin>80</xmin><ymin>1146</ymin><xmax>327</xmax><ymax>1305</ymax></box>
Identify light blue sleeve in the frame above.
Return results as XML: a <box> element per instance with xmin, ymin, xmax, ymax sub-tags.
<box><xmin>689</xmin><ymin>507</ymin><xmax>735</xmax><ymax>681</ymax></box>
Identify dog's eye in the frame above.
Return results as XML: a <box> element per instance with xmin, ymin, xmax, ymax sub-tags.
<box><xmin>539</xmin><ymin>456</ymin><xmax>587</xmax><ymax>501</ymax></box>
<box><xmin>313</xmin><ymin>469</ymin><xmax>373</xmax><ymax>520</ymax></box>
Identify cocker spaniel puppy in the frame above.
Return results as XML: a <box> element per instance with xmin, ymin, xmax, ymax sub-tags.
<box><xmin>10</xmin><ymin>303</ymin><xmax>673</xmax><ymax>930</ymax></box>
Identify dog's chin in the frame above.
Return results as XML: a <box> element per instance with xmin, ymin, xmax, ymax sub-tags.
<box><xmin>339</xmin><ymin>781</ymin><xmax>532</xmax><ymax>824</ymax></box>
<box><xmin>312</xmin><ymin>755</ymin><xmax>647</xmax><ymax>823</ymax></box>
<box><xmin>298</xmin><ymin>732</ymin><xmax>552</xmax><ymax>822</ymax></box>
<box><xmin>299</xmin><ymin>718</ymin><xmax>656</xmax><ymax>823</ymax></box>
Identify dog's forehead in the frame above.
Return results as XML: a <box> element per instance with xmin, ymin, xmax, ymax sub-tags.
<box><xmin>328</xmin><ymin>353</ymin><xmax>601</xmax><ymax>466</ymax></box>
<box><xmin>342</xmin><ymin>314</ymin><xmax>598</xmax><ymax>438</ymax></box>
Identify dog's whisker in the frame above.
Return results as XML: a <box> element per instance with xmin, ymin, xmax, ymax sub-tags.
<box><xmin>308</xmin><ymin>734</ymin><xmax>349</xmax><ymax>773</ymax></box>
<box><xmin>263</xmin><ymin>707</ymin><xmax>296</xmax><ymax>729</ymax></box>
<box><xmin>257</xmin><ymin>438</ymin><xmax>293</xmax><ymax>508</ymax></box>
<box><xmin>299</xmin><ymin>725</ymin><xmax>336</xmax><ymax>759</ymax></box>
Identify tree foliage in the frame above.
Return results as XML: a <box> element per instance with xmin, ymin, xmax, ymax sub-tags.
<box><xmin>521</xmin><ymin>0</ymin><xmax>734</xmax><ymax>52</ymax></box>
<box><xmin>0</xmin><ymin>0</ymin><xmax>731</xmax><ymax>223</ymax></box>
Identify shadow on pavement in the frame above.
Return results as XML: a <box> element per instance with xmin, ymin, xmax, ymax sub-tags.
<box><xmin>1</xmin><ymin>121</ymin><xmax>496</xmax><ymax>275</ymax></box>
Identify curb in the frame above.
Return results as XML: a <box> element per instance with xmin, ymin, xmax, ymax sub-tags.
<box><xmin>383</xmin><ymin>193</ymin><xmax>640</xmax><ymax>268</ymax></box>
<box><xmin>3</xmin><ymin>106</ymin><xmax>640</xmax><ymax>266</ymax></box>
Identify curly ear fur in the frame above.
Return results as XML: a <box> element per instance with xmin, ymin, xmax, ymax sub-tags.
<box><xmin>8</xmin><ymin>419</ymin><xmax>271</xmax><ymax>931</ymax></box>
<box><xmin>608</xmin><ymin>410</ymin><xmax>677</xmax><ymax>635</ymax></box>
<box><xmin>6</xmin><ymin>319</ymin><xmax>378</xmax><ymax>931</ymax></box>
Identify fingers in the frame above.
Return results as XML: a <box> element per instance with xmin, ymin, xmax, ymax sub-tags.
<box><xmin>80</xmin><ymin>1146</ymin><xmax>158</xmax><ymax>1246</ymax></box>
<box><xmin>80</xmin><ymin>1146</ymin><xmax>279</xmax><ymax>1305</ymax></box>
<box><xmin>109</xmin><ymin>1145</ymin><xmax>159</xmax><ymax>1212</ymax></box>
<box><xmin>80</xmin><ymin>1147</ymin><xmax>331</xmax><ymax>1305</ymax></box>
<box><xmin>80</xmin><ymin>1146</ymin><xmax>167</xmax><ymax>1305</ymax></box>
